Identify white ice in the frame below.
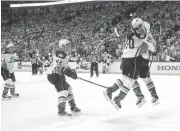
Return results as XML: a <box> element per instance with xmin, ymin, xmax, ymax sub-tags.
<box><xmin>1</xmin><ymin>72</ymin><xmax>180</xmax><ymax>131</ymax></box>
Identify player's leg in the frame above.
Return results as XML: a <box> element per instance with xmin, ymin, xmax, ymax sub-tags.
<box><xmin>32</xmin><ymin>64</ymin><xmax>35</xmax><ymax>75</ymax></box>
<box><xmin>66</xmin><ymin>83</ymin><xmax>81</xmax><ymax>114</ymax></box>
<box><xmin>95</xmin><ymin>62</ymin><xmax>99</xmax><ymax>77</ymax></box>
<box><xmin>102</xmin><ymin>62</ymin><xmax>106</xmax><ymax>73</ymax></box>
<box><xmin>47</xmin><ymin>74</ymin><xmax>71</xmax><ymax>116</ymax></box>
<box><xmin>90</xmin><ymin>62</ymin><xmax>93</xmax><ymax>77</ymax></box>
<box><xmin>104</xmin><ymin>57</ymin><xmax>141</xmax><ymax>109</ymax></box>
<box><xmin>132</xmin><ymin>81</ymin><xmax>146</xmax><ymax>107</ymax></box>
<box><xmin>9</xmin><ymin>73</ymin><xmax>19</xmax><ymax>97</ymax></box>
<box><xmin>35</xmin><ymin>64</ymin><xmax>38</xmax><ymax>75</ymax></box>
<box><xmin>103</xmin><ymin>59</ymin><xmax>125</xmax><ymax>101</ymax></box>
<box><xmin>103</xmin><ymin>79</ymin><xmax>121</xmax><ymax>101</ymax></box>
<box><xmin>132</xmin><ymin>57</ymin><xmax>148</xmax><ymax>107</ymax></box>
<box><xmin>107</xmin><ymin>63</ymin><xmax>110</xmax><ymax>71</ymax></box>
<box><xmin>140</xmin><ymin>58</ymin><xmax>159</xmax><ymax>105</ymax></box>
<box><xmin>110</xmin><ymin>75</ymin><xmax>135</xmax><ymax>109</ymax></box>
<box><xmin>143</xmin><ymin>77</ymin><xmax>159</xmax><ymax>105</ymax></box>
<box><xmin>1</xmin><ymin>68</ymin><xmax>11</xmax><ymax>100</ymax></box>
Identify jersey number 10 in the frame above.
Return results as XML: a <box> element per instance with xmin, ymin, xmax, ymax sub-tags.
<box><xmin>126</xmin><ymin>39</ymin><xmax>134</xmax><ymax>49</ymax></box>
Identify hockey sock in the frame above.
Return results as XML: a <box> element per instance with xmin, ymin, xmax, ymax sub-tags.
<box><xmin>58</xmin><ymin>102</ymin><xmax>66</xmax><ymax>113</ymax></box>
<box><xmin>143</xmin><ymin>78</ymin><xmax>158</xmax><ymax>98</ymax></box>
<box><xmin>117</xmin><ymin>75</ymin><xmax>135</xmax><ymax>100</ymax></box>
<box><xmin>108</xmin><ymin>82</ymin><xmax>119</xmax><ymax>92</ymax></box>
<box><xmin>69</xmin><ymin>99</ymin><xmax>76</xmax><ymax>108</ymax></box>
<box><xmin>3</xmin><ymin>87</ymin><xmax>9</xmax><ymax>95</ymax></box>
<box><xmin>108</xmin><ymin>79</ymin><xmax>124</xmax><ymax>93</ymax></box>
<box><xmin>58</xmin><ymin>90</ymin><xmax>68</xmax><ymax>112</ymax></box>
<box><xmin>132</xmin><ymin>81</ymin><xmax>144</xmax><ymax>98</ymax></box>
<box><xmin>10</xmin><ymin>85</ymin><xmax>15</xmax><ymax>94</ymax></box>
<box><xmin>67</xmin><ymin>86</ymin><xmax>76</xmax><ymax>108</ymax></box>
<box><xmin>118</xmin><ymin>84</ymin><xmax>130</xmax><ymax>100</ymax></box>
<box><xmin>149</xmin><ymin>88</ymin><xmax>158</xmax><ymax>98</ymax></box>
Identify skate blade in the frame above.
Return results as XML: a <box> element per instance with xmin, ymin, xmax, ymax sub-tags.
<box><xmin>110</xmin><ymin>100</ymin><xmax>120</xmax><ymax>110</ymax></box>
<box><xmin>103</xmin><ymin>91</ymin><xmax>111</xmax><ymax>102</ymax></box>
<box><xmin>153</xmin><ymin>100</ymin><xmax>160</xmax><ymax>106</ymax></box>
<box><xmin>2</xmin><ymin>98</ymin><xmax>11</xmax><ymax>101</ymax></box>
<box><xmin>72</xmin><ymin>111</ymin><xmax>81</xmax><ymax>116</ymax></box>
<box><xmin>58</xmin><ymin>114</ymin><xmax>73</xmax><ymax>120</ymax></box>
<box><xmin>58</xmin><ymin>113</ymin><xmax>72</xmax><ymax>117</ymax></box>
<box><xmin>11</xmin><ymin>96</ymin><xmax>19</xmax><ymax>98</ymax></box>
<box><xmin>137</xmin><ymin>99</ymin><xmax>146</xmax><ymax>108</ymax></box>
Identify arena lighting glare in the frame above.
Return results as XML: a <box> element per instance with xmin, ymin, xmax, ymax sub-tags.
<box><xmin>10</xmin><ymin>0</ymin><xmax>94</xmax><ymax>8</ymax></box>
<box><xmin>10</xmin><ymin>1</ymin><xmax>69</xmax><ymax>8</ymax></box>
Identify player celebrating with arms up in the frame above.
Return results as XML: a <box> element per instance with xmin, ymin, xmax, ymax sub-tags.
<box><xmin>46</xmin><ymin>39</ymin><xmax>81</xmax><ymax>116</ymax></box>
<box><xmin>103</xmin><ymin>18</ymin><xmax>156</xmax><ymax>110</ymax></box>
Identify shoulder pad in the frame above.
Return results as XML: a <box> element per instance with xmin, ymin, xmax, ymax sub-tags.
<box><xmin>126</xmin><ymin>29</ymin><xmax>135</xmax><ymax>40</ymax></box>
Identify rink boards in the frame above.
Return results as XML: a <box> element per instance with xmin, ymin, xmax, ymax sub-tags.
<box><xmin>13</xmin><ymin>62</ymin><xmax>180</xmax><ymax>75</ymax></box>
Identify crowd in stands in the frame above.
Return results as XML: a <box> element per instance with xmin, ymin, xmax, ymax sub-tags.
<box><xmin>1</xmin><ymin>1</ymin><xmax>180</xmax><ymax>62</ymax></box>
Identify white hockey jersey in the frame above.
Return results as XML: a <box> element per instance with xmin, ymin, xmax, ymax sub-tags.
<box><xmin>45</xmin><ymin>51</ymin><xmax>69</xmax><ymax>75</ymax></box>
<box><xmin>122</xmin><ymin>22</ymin><xmax>156</xmax><ymax>58</ymax></box>
<box><xmin>1</xmin><ymin>53</ymin><xmax>18</xmax><ymax>73</ymax></box>
<box><xmin>141</xmin><ymin>22</ymin><xmax>157</xmax><ymax>60</ymax></box>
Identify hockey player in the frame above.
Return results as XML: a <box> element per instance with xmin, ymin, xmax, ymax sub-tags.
<box><xmin>46</xmin><ymin>39</ymin><xmax>81</xmax><ymax>116</ymax></box>
<box><xmin>102</xmin><ymin>52</ymin><xmax>111</xmax><ymax>73</ymax></box>
<box><xmin>102</xmin><ymin>52</ymin><xmax>107</xmax><ymax>73</ymax></box>
<box><xmin>103</xmin><ymin>18</ymin><xmax>156</xmax><ymax>110</ymax></box>
<box><xmin>132</xmin><ymin>22</ymin><xmax>159</xmax><ymax>107</ymax></box>
<box><xmin>106</xmin><ymin>53</ymin><xmax>112</xmax><ymax>71</ymax></box>
<box><xmin>1</xmin><ymin>43</ymin><xmax>19</xmax><ymax>100</ymax></box>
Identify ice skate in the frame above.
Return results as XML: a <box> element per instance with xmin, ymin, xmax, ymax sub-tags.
<box><xmin>152</xmin><ymin>96</ymin><xmax>159</xmax><ymax>105</ymax></box>
<box><xmin>110</xmin><ymin>96</ymin><xmax>121</xmax><ymax>110</ymax></box>
<box><xmin>11</xmin><ymin>93</ymin><xmax>19</xmax><ymax>98</ymax></box>
<box><xmin>58</xmin><ymin>110</ymin><xmax>72</xmax><ymax>116</ymax></box>
<box><xmin>136</xmin><ymin>96</ymin><xmax>146</xmax><ymax>108</ymax></box>
<box><xmin>2</xmin><ymin>94</ymin><xmax>11</xmax><ymax>100</ymax></box>
<box><xmin>71</xmin><ymin>106</ymin><xmax>81</xmax><ymax>115</ymax></box>
<box><xmin>69</xmin><ymin>99</ymin><xmax>81</xmax><ymax>115</ymax></box>
<box><xmin>103</xmin><ymin>88</ymin><xmax>113</xmax><ymax>101</ymax></box>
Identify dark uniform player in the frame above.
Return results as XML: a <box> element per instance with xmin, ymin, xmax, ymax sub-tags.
<box><xmin>1</xmin><ymin>43</ymin><xmax>19</xmax><ymax>100</ymax></box>
<box><xmin>46</xmin><ymin>39</ymin><xmax>81</xmax><ymax>116</ymax></box>
<box><xmin>103</xmin><ymin>18</ymin><xmax>156</xmax><ymax>110</ymax></box>
<box><xmin>132</xmin><ymin>22</ymin><xmax>159</xmax><ymax>107</ymax></box>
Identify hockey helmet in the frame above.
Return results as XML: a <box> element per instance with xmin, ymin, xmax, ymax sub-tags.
<box><xmin>131</xmin><ymin>18</ymin><xmax>143</xmax><ymax>29</ymax></box>
<box><xmin>58</xmin><ymin>39</ymin><xmax>71</xmax><ymax>48</ymax></box>
<box><xmin>6</xmin><ymin>43</ymin><xmax>15</xmax><ymax>48</ymax></box>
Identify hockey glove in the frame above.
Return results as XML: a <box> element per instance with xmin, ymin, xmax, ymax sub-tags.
<box><xmin>62</xmin><ymin>67</ymin><xmax>77</xmax><ymax>80</ymax></box>
<box><xmin>149</xmin><ymin>50</ymin><xmax>157</xmax><ymax>56</ymax></box>
<box><xmin>70</xmin><ymin>69</ymin><xmax>78</xmax><ymax>80</ymax></box>
<box><xmin>10</xmin><ymin>73</ymin><xmax>16</xmax><ymax>82</ymax></box>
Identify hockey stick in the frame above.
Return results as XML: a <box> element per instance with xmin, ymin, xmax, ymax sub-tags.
<box><xmin>149</xmin><ymin>55</ymin><xmax>154</xmax><ymax>68</ymax></box>
<box><xmin>77</xmin><ymin>77</ymin><xmax>107</xmax><ymax>89</ymax></box>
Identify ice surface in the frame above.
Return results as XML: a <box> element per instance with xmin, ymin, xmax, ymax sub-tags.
<box><xmin>1</xmin><ymin>72</ymin><xmax>180</xmax><ymax>131</ymax></box>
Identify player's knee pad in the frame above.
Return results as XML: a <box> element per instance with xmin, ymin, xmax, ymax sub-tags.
<box><xmin>132</xmin><ymin>81</ymin><xmax>140</xmax><ymax>90</ymax></box>
<box><xmin>122</xmin><ymin>75</ymin><xmax>135</xmax><ymax>88</ymax></box>
<box><xmin>142</xmin><ymin>77</ymin><xmax>152</xmax><ymax>84</ymax></box>
<box><xmin>58</xmin><ymin>90</ymin><xmax>68</xmax><ymax>104</ymax></box>
<box><xmin>142</xmin><ymin>77</ymin><xmax>155</xmax><ymax>90</ymax></box>
<box><xmin>5</xmin><ymin>79</ymin><xmax>15</xmax><ymax>88</ymax></box>
<box><xmin>67</xmin><ymin>86</ymin><xmax>74</xmax><ymax>102</ymax></box>
<box><xmin>115</xmin><ymin>79</ymin><xmax>123</xmax><ymax>89</ymax></box>
<box><xmin>118</xmin><ymin>75</ymin><xmax>135</xmax><ymax>94</ymax></box>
